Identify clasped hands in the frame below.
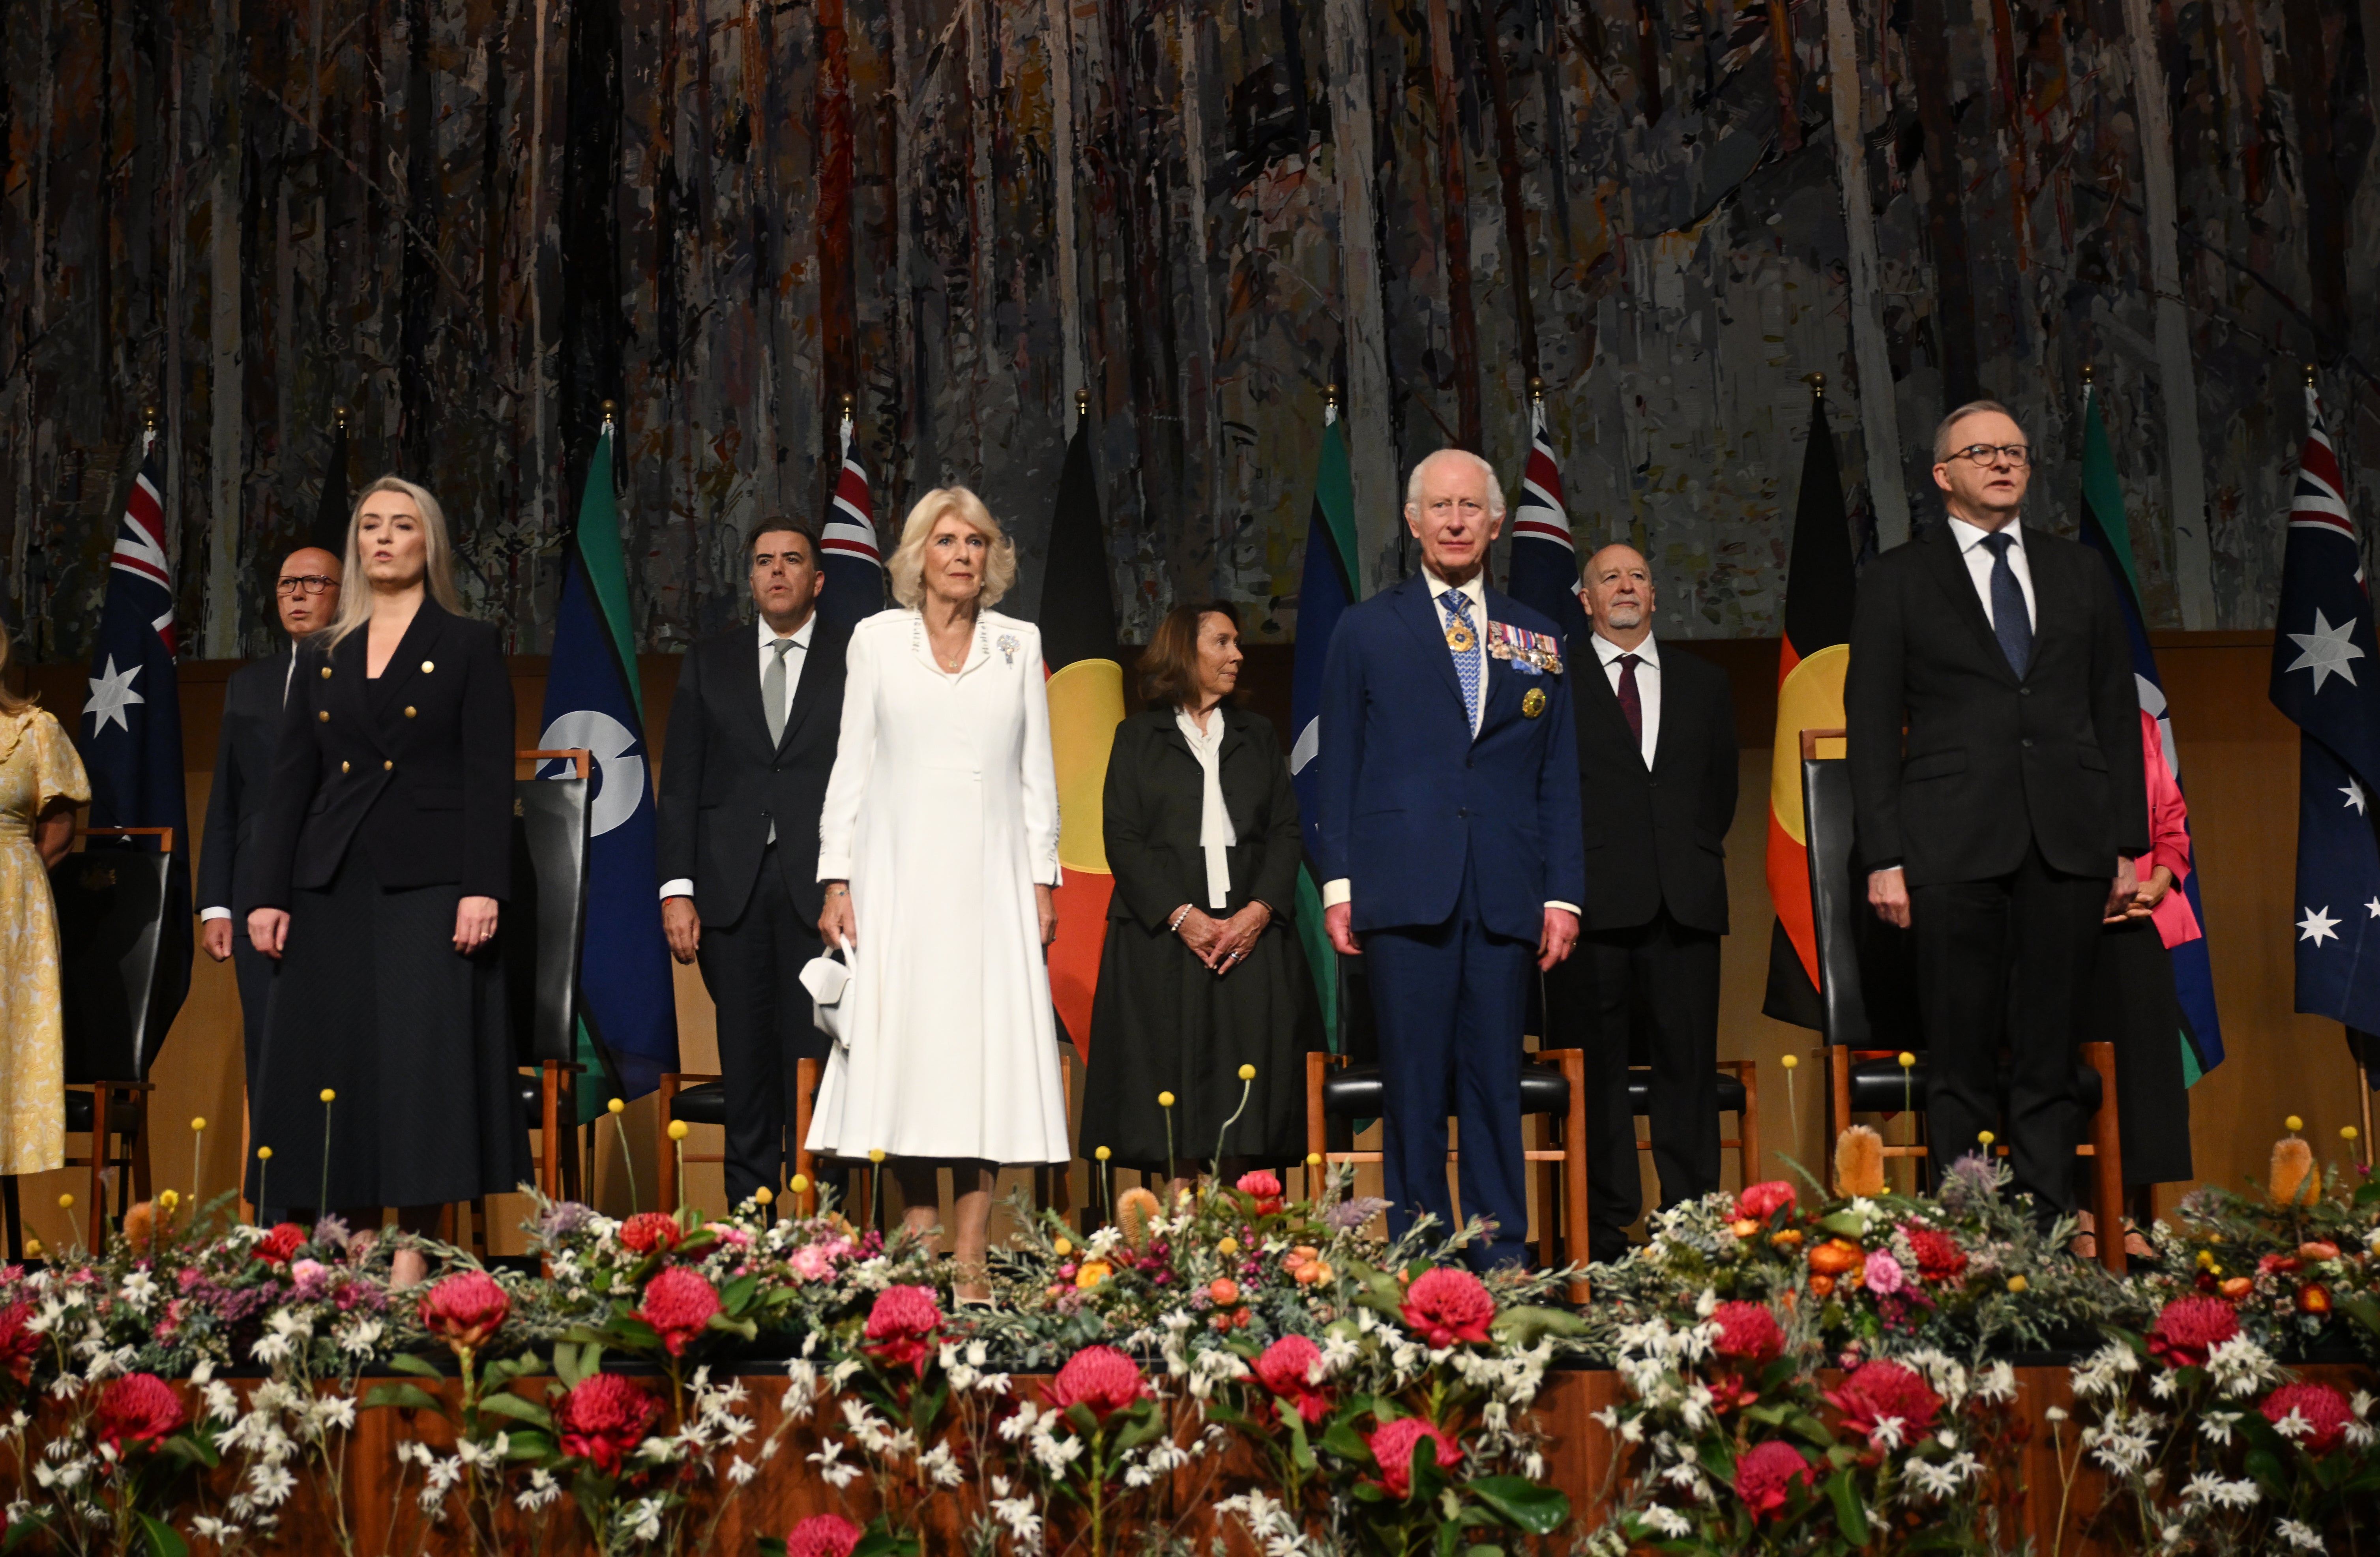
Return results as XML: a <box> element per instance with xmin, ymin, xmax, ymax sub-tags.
<box><xmin>1865</xmin><ymin>857</ymin><xmax>2149</xmax><ymax>930</ymax></box>
<box><xmin>244</xmin><ymin>896</ymin><xmax>498</xmax><ymax>959</ymax></box>
<box><xmin>1176</xmin><ymin>901</ymin><xmax>1270</xmax><ymax>975</ymax></box>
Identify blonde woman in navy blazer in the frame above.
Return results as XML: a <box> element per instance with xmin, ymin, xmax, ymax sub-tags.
<box><xmin>243</xmin><ymin>476</ymin><xmax>528</xmax><ymax>1231</ymax></box>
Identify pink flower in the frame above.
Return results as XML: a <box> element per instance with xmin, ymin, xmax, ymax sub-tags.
<box><xmin>94</xmin><ymin>1373</ymin><xmax>186</xmax><ymax>1455</ymax></box>
<box><xmin>1734</xmin><ymin>1440</ymin><xmax>1814</xmax><ymax>1521</ymax></box>
<box><xmin>1904</xmin><ymin>1226</ymin><xmax>1967</xmax><ymax>1282</ymax></box>
<box><xmin>1826</xmin><ymin>1360</ymin><xmax>1941</xmax><ymax>1448</ymax></box>
<box><xmin>862</xmin><ymin>1285</ymin><xmax>943</xmax><ymax>1377</ymax></box>
<box><xmin>1235</xmin><ymin>1169</ymin><xmax>1285</xmax><ymax>1213</ymax></box>
<box><xmin>1043</xmin><ymin>1345</ymin><xmax>1149</xmax><ymax>1422</ymax></box>
<box><xmin>1398</xmin><ymin>1267</ymin><xmax>1496</xmax><ymax>1347</ymax></box>
<box><xmin>2262</xmin><ymin>1382</ymin><xmax>2356</xmax><ymax>1456</ymax></box>
<box><xmin>1367</xmin><ymin>1416</ymin><xmax>1461</xmax><ymax>1498</ymax></box>
<box><xmin>788</xmin><ymin>1244</ymin><xmax>836</xmax><ymax>1283</ymax></box>
<box><xmin>554</xmin><ymin>1373</ymin><xmax>663</xmax><ymax>1475</ymax></box>
<box><xmin>1863</xmin><ymin>1250</ymin><xmax>1905</xmax><ymax>1296</ymax></box>
<box><xmin>1735</xmin><ymin>1181</ymin><xmax>1798</xmax><ymax>1223</ymax></box>
<box><xmin>637</xmin><ymin>1267</ymin><xmax>721</xmax><ymax>1357</ymax></box>
<box><xmin>618</xmin><ymin>1212</ymin><xmax>683</xmax><ymax>1257</ymax></box>
<box><xmin>418</xmin><ymin>1270</ymin><xmax>510</xmax><ymax>1352</ymax></box>
<box><xmin>290</xmin><ymin>1259</ymin><xmax>326</xmax><ymax>1285</ymax></box>
<box><xmin>1253</xmin><ymin>1334</ymin><xmax>1333</xmax><ymax>1426</ymax></box>
<box><xmin>1711</xmin><ymin>1302</ymin><xmax>1784</xmax><ymax>1364</ymax></box>
<box><xmin>2147</xmin><ymin>1295</ymin><xmax>2240</xmax><ymax>1370</ymax></box>
<box><xmin>785</xmin><ymin>1514</ymin><xmax>864</xmax><ymax>1557</ymax></box>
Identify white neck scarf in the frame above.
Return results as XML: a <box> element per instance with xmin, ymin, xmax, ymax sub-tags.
<box><xmin>1174</xmin><ymin>707</ymin><xmax>1238</xmax><ymax>909</ymax></box>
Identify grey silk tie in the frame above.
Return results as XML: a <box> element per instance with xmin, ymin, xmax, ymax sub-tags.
<box><xmin>764</xmin><ymin>637</ymin><xmax>794</xmax><ymax>747</ymax></box>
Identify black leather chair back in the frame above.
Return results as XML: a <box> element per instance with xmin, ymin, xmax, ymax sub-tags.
<box><xmin>507</xmin><ymin>776</ymin><xmax>591</xmax><ymax>1065</ymax></box>
<box><xmin>1801</xmin><ymin>756</ymin><xmax>1921</xmax><ymax>1050</ymax></box>
<box><xmin>49</xmin><ymin>846</ymin><xmax>174</xmax><ymax>1083</ymax></box>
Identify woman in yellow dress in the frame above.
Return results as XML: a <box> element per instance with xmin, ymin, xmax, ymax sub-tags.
<box><xmin>0</xmin><ymin>621</ymin><xmax>91</xmax><ymax>1175</ymax></box>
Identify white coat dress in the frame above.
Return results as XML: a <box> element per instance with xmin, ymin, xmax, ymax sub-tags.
<box><xmin>803</xmin><ymin>607</ymin><xmax>1072</xmax><ymax>1165</ymax></box>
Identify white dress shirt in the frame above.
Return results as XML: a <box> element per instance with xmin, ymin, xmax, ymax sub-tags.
<box><xmin>659</xmin><ymin>615</ymin><xmax>815</xmax><ymax>901</ymax></box>
<box><xmin>1592</xmin><ymin>631</ymin><xmax>1661</xmax><ymax>769</ymax></box>
<box><xmin>1322</xmin><ymin>568</ymin><xmax>1577</xmax><ymax>918</ymax></box>
<box><xmin>1946</xmin><ymin>515</ymin><xmax>2036</xmax><ymax>631</ymax></box>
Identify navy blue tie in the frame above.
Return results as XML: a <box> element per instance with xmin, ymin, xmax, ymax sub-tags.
<box><xmin>1979</xmin><ymin>531</ymin><xmax>2032</xmax><ymax>678</ymax></box>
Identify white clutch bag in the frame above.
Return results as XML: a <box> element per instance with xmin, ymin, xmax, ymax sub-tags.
<box><xmin>800</xmin><ymin>941</ymin><xmax>856</xmax><ymax>1049</ymax></box>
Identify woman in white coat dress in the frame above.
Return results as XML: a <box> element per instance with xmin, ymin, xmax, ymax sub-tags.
<box><xmin>811</xmin><ymin>486</ymin><xmax>1069</xmax><ymax>1299</ymax></box>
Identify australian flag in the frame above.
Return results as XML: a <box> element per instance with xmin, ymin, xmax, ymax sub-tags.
<box><xmin>538</xmin><ymin>421</ymin><xmax>678</xmax><ymax>1112</ymax></box>
<box><xmin>1504</xmin><ymin>394</ymin><xmax>1589</xmax><ymax>643</ymax></box>
<box><xmin>2269</xmin><ymin>381</ymin><xmax>2380</xmax><ymax>1033</ymax></box>
<box><xmin>79</xmin><ymin>436</ymin><xmax>193</xmax><ymax>1055</ymax></box>
<box><xmin>815</xmin><ymin>408</ymin><xmax>884</xmax><ymax>633</ymax></box>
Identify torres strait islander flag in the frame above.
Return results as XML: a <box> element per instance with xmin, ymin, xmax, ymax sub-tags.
<box><xmin>1287</xmin><ymin>397</ymin><xmax>1359</xmax><ymax>1048</ymax></box>
<box><xmin>1504</xmin><ymin>393</ymin><xmax>1588</xmax><ymax>641</ymax></box>
<box><xmin>1761</xmin><ymin>383</ymin><xmax>1855</xmax><ymax>1031</ymax></box>
<box><xmin>1036</xmin><ymin>401</ymin><xmax>1125</xmax><ymax>1061</ymax></box>
<box><xmin>816</xmin><ymin>405</ymin><xmax>886</xmax><ymax>634</ymax></box>
<box><xmin>2076</xmin><ymin>378</ymin><xmax>2223</xmax><ymax>1075</ymax></box>
<box><xmin>2269</xmin><ymin>378</ymin><xmax>2380</xmax><ymax>1036</ymax></box>
<box><xmin>79</xmin><ymin>431</ymin><xmax>193</xmax><ymax>1053</ymax></box>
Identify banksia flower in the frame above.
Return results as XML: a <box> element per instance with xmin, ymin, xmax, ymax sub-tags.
<box><xmin>2270</xmin><ymin>1134</ymin><xmax>2317</xmax><ymax>1209</ymax></box>
<box><xmin>1834</xmin><ymin>1125</ymin><xmax>1886</xmax><ymax>1199</ymax></box>
<box><xmin>1115</xmin><ymin>1186</ymin><xmax>1163</xmax><ymax>1252</ymax></box>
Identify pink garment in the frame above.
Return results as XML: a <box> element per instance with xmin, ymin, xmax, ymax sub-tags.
<box><xmin>2133</xmin><ymin>708</ymin><xmax>2202</xmax><ymax>950</ymax></box>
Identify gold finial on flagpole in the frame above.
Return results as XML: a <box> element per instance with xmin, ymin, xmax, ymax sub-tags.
<box><xmin>1804</xmin><ymin>372</ymin><xmax>1824</xmax><ymax>399</ymax></box>
<box><xmin>142</xmin><ymin>405</ymin><xmax>160</xmax><ymax>433</ymax></box>
<box><xmin>2307</xmin><ymin>362</ymin><xmax>2319</xmax><ymax>388</ymax></box>
<box><xmin>333</xmin><ymin>405</ymin><xmax>348</xmax><ymax>432</ymax></box>
<box><xmin>1075</xmin><ymin>388</ymin><xmax>1090</xmax><ymax>422</ymax></box>
<box><xmin>839</xmin><ymin>391</ymin><xmax>856</xmax><ymax>418</ymax></box>
<box><xmin>2080</xmin><ymin>363</ymin><xmax>2094</xmax><ymax>388</ymax></box>
<box><xmin>1324</xmin><ymin>382</ymin><xmax>1340</xmax><ymax>410</ymax></box>
<box><xmin>600</xmin><ymin>399</ymin><xmax>617</xmax><ymax>433</ymax></box>
<box><xmin>1528</xmin><ymin>376</ymin><xmax>1545</xmax><ymax>405</ymax></box>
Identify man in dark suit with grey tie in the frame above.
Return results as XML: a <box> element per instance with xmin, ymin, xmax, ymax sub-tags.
<box><xmin>656</xmin><ymin>522</ymin><xmax>852</xmax><ymax>1208</ymax></box>
<box><xmin>198</xmin><ymin>545</ymin><xmax>343</xmax><ymax>1114</ymax></box>
<box><xmin>1545</xmin><ymin>543</ymin><xmax>1738</xmax><ymax>1264</ymax></box>
<box><xmin>1846</xmin><ymin>401</ymin><xmax>2146</xmax><ymax>1224</ymax></box>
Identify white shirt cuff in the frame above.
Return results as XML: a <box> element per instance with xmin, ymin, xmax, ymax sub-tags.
<box><xmin>1545</xmin><ymin>901</ymin><xmax>1580</xmax><ymax>915</ymax></box>
<box><xmin>659</xmin><ymin>879</ymin><xmax>695</xmax><ymax>901</ymax></box>
<box><xmin>199</xmin><ymin>906</ymin><xmax>232</xmax><ymax>922</ymax></box>
<box><xmin>817</xmin><ymin>854</ymin><xmax>853</xmax><ymax>882</ymax></box>
<box><xmin>1322</xmin><ymin>878</ymin><xmax>1351</xmax><ymax>909</ymax></box>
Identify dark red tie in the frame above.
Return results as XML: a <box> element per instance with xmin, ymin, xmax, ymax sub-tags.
<box><xmin>1616</xmin><ymin>654</ymin><xmax>1644</xmax><ymax>750</ymax></box>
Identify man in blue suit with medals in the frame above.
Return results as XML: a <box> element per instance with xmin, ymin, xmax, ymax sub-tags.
<box><xmin>1317</xmin><ymin>449</ymin><xmax>1586</xmax><ymax>1271</ymax></box>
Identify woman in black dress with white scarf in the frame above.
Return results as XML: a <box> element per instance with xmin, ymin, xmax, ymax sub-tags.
<box><xmin>1080</xmin><ymin>602</ymin><xmax>1320</xmax><ymax>1186</ymax></box>
<box><xmin>243</xmin><ymin>476</ymin><xmax>529</xmax><ymax>1231</ymax></box>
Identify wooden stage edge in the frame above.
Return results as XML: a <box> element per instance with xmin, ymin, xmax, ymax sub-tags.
<box><xmin>24</xmin><ymin>1360</ymin><xmax>2363</xmax><ymax>1553</ymax></box>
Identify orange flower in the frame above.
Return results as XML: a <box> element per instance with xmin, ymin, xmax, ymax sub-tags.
<box><xmin>1075</xmin><ymin>1260</ymin><xmax>1114</xmax><ymax>1289</ymax></box>
<box><xmin>1209</xmin><ymin>1279</ymin><xmax>1241</xmax><ymax>1306</ymax></box>
<box><xmin>1808</xmin><ymin>1240</ymin><xmax>1864</xmax><ymax>1278</ymax></box>
<box><xmin>1809</xmin><ymin>1274</ymin><xmax>1835</xmax><ymax>1298</ymax></box>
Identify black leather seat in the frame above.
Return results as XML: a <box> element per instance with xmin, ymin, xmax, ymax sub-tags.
<box><xmin>1318</xmin><ymin>1062</ymin><xmax>1572</xmax><ymax>1122</ymax></box>
<box><xmin>507</xmin><ymin>768</ymin><xmax>593</xmax><ymax>1200</ymax></box>
<box><xmin>667</xmin><ymin>1081</ymin><xmax>728</xmax><ymax>1127</ymax></box>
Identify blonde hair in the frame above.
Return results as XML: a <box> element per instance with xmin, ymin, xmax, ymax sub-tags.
<box><xmin>321</xmin><ymin>476</ymin><xmax>466</xmax><ymax>648</ymax></box>
<box><xmin>886</xmin><ymin>486</ymin><xmax>1018</xmax><ymax>609</ymax></box>
<box><xmin>0</xmin><ymin>618</ymin><xmax>33</xmax><ymax>718</ymax></box>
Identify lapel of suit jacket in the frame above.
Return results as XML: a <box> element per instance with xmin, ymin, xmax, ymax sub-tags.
<box><xmin>1573</xmin><ymin>633</ymin><xmax>1651</xmax><ymax>773</ymax></box>
<box><xmin>2024</xmin><ymin>532</ymin><xmax>2072</xmax><ymax>666</ymax></box>
<box><xmin>776</xmin><ymin>623</ymin><xmax>837</xmax><ymax>755</ymax></box>
<box><xmin>328</xmin><ymin>622</ymin><xmax>391</xmax><ymax>759</ymax></box>
<box><xmin>367</xmin><ymin>601</ymin><xmax>448</xmax><ymax>719</ymax></box>
<box><xmin>1394</xmin><ymin>574</ymin><xmax>1471</xmax><ymax>719</ymax></box>
<box><xmin>723</xmin><ymin>625</ymin><xmax>774</xmax><ymax>759</ymax></box>
<box><xmin>1918</xmin><ymin>527</ymin><xmax>2020</xmax><ymax>687</ymax></box>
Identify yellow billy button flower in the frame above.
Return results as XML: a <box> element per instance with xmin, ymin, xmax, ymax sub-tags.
<box><xmin>257</xmin><ymin>1147</ymin><xmax>273</xmax><ymax>1160</ymax></box>
<box><xmin>753</xmin><ymin>1187</ymin><xmax>773</xmax><ymax>1206</ymax></box>
<box><xmin>1217</xmin><ymin>1237</ymin><xmax>1239</xmax><ymax>1257</ymax></box>
<box><xmin>1237</xmin><ymin>1065</ymin><xmax>1256</xmax><ymax>1081</ymax></box>
<box><xmin>2007</xmin><ymin>1275</ymin><xmax>2028</xmax><ymax>1294</ymax></box>
<box><xmin>319</xmin><ymin>1089</ymin><xmax>337</xmax><ymax>1104</ymax></box>
<box><xmin>668</xmin><ymin>1121</ymin><xmax>690</xmax><ymax>1141</ymax></box>
<box><xmin>2287</xmin><ymin>1115</ymin><xmax>2305</xmax><ymax>1133</ymax></box>
<box><xmin>191</xmin><ymin>1117</ymin><xmax>207</xmax><ymax>1132</ymax></box>
<box><xmin>1305</xmin><ymin>1152</ymin><xmax>1322</xmax><ymax>1167</ymax></box>
<box><xmin>789</xmin><ymin>1175</ymin><xmax>811</xmax><ymax>1195</ymax></box>
<box><xmin>57</xmin><ymin>1194</ymin><xmax>73</xmax><ymax>1210</ymax></box>
<box><xmin>608</xmin><ymin>1098</ymin><xmax>626</xmax><ymax>1115</ymax></box>
<box><xmin>1052</xmin><ymin>1238</ymin><xmax>1074</xmax><ymax>1257</ymax></box>
<box><xmin>2197</xmin><ymin>1250</ymin><xmax>2217</xmax><ymax>1269</ymax></box>
<box><xmin>869</xmin><ymin>1149</ymin><xmax>886</xmax><ymax>1164</ymax></box>
<box><xmin>1095</xmin><ymin>1146</ymin><xmax>1112</xmax><ymax>1162</ymax></box>
<box><xmin>1781</xmin><ymin>1053</ymin><xmax>1799</xmax><ymax>1070</ymax></box>
<box><xmin>1158</xmin><ymin>1092</ymin><xmax>1176</xmax><ymax>1108</ymax></box>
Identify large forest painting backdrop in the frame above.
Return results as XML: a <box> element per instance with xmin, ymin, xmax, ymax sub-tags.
<box><xmin>2</xmin><ymin>0</ymin><xmax>2374</xmax><ymax>658</ymax></box>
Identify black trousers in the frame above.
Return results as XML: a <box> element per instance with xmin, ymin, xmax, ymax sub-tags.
<box><xmin>231</xmin><ymin>935</ymin><xmax>290</xmax><ymax>1221</ymax></box>
<box><xmin>1547</xmin><ymin>909</ymin><xmax>1721</xmax><ymax>1264</ymax></box>
<box><xmin>1911</xmin><ymin>841</ymin><xmax>2106</xmax><ymax>1219</ymax></box>
<box><xmin>695</xmin><ymin>849</ymin><xmax>830</xmax><ymax>1207</ymax></box>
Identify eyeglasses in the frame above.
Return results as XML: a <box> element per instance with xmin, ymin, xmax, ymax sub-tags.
<box><xmin>275</xmin><ymin>575</ymin><xmax>338</xmax><ymax>597</ymax></box>
<box><xmin>1947</xmin><ymin>444</ymin><xmax>2032</xmax><ymax>468</ymax></box>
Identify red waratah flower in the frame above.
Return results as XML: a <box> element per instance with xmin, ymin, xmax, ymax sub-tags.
<box><xmin>1712</xmin><ymin>1301</ymin><xmax>1785</xmax><ymax>1364</ymax></box>
<box><xmin>1235</xmin><ymin>1169</ymin><xmax>1285</xmax><ymax>1213</ymax></box>
<box><xmin>1736</xmin><ymin>1181</ymin><xmax>1798</xmax><ymax>1223</ymax></box>
<box><xmin>2262</xmin><ymin>1382</ymin><xmax>2356</xmax><ymax>1456</ymax></box>
<box><xmin>1825</xmin><ymin>1360</ymin><xmax>1942</xmax><ymax>1448</ymax></box>
<box><xmin>1398</xmin><ymin>1267</ymin><xmax>1496</xmax><ymax>1347</ymax></box>
<box><xmin>637</xmin><ymin>1267</ymin><xmax>721</xmax><ymax>1357</ymax></box>
<box><xmin>1904</xmin><ymin>1227</ymin><xmax>1968</xmax><ymax>1283</ymax></box>
<box><xmin>1734</xmin><ymin>1439</ymin><xmax>1815</xmax><ymax>1521</ymax></box>
<box><xmin>94</xmin><ymin>1373</ymin><xmax>186</xmax><ymax>1455</ymax></box>
<box><xmin>554</xmin><ymin>1372</ymin><xmax>663</xmax><ymax>1475</ymax></box>
<box><xmin>862</xmin><ymin>1284</ymin><xmax>944</xmax><ymax>1377</ymax></box>
<box><xmin>785</xmin><ymin>1514</ymin><xmax>865</xmax><ymax>1557</ymax></box>
<box><xmin>618</xmin><ymin>1212</ymin><xmax>683</xmax><ymax>1257</ymax></box>
<box><xmin>1043</xmin><ymin>1344</ymin><xmax>1149</xmax><ymax>1422</ymax></box>
<box><xmin>418</xmin><ymin>1270</ymin><xmax>510</xmax><ymax>1352</ymax></box>
<box><xmin>1253</xmin><ymin>1334</ymin><xmax>1333</xmax><ymax>1426</ymax></box>
<box><xmin>1367</xmin><ymin>1416</ymin><xmax>1461</xmax><ymax>1498</ymax></box>
<box><xmin>2146</xmin><ymin>1295</ymin><xmax>2241</xmax><ymax>1370</ymax></box>
<box><xmin>254</xmin><ymin>1223</ymin><xmax>307</xmax><ymax>1265</ymax></box>
<box><xmin>0</xmin><ymin>1302</ymin><xmax>35</xmax><ymax>1386</ymax></box>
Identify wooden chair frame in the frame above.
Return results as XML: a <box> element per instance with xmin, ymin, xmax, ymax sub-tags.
<box><xmin>1305</xmin><ymin>1049</ymin><xmax>1592</xmax><ymax>1304</ymax></box>
<box><xmin>1632</xmin><ymin>1058</ymin><xmax>1761</xmax><ymax>1189</ymax></box>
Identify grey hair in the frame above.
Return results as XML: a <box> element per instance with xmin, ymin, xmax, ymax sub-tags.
<box><xmin>1403</xmin><ymin>449</ymin><xmax>1507</xmax><ymax>521</ymax></box>
<box><xmin>1932</xmin><ymin>400</ymin><xmax>2023</xmax><ymax>463</ymax></box>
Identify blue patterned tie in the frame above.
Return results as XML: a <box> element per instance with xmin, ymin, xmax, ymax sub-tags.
<box><xmin>1445</xmin><ymin>590</ymin><xmax>1483</xmax><ymax>734</ymax></box>
<box><xmin>1979</xmin><ymin>532</ymin><xmax>2032</xmax><ymax>678</ymax></box>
